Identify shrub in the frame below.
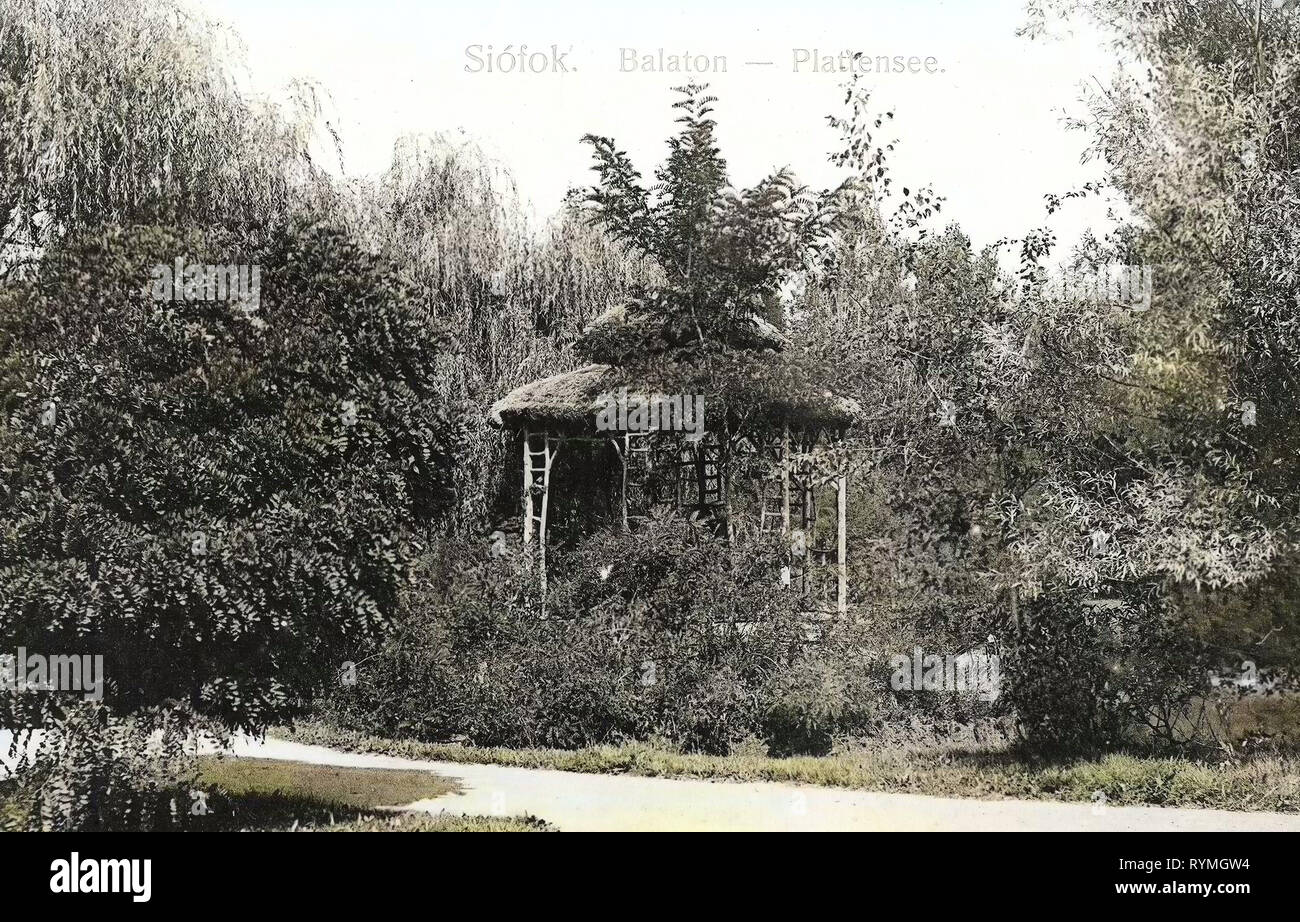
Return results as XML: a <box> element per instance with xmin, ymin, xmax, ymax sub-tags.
<box><xmin>0</xmin><ymin>223</ymin><xmax>458</xmax><ymax>735</ymax></box>
<box><xmin>762</xmin><ymin>659</ymin><xmax>848</xmax><ymax>756</ymax></box>
<box><xmin>996</xmin><ymin>592</ymin><xmax>1210</xmax><ymax>754</ymax></box>
<box><xmin>0</xmin><ymin>222</ymin><xmax>459</xmax><ymax>828</ymax></box>
<box><xmin>320</xmin><ymin>514</ymin><xmax>879</xmax><ymax>755</ymax></box>
<box><xmin>2</xmin><ymin>701</ymin><xmax>204</xmax><ymax>832</ymax></box>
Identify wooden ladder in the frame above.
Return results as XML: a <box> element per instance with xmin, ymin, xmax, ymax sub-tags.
<box><xmin>522</xmin><ymin>430</ymin><xmax>559</xmax><ymax>597</ymax></box>
<box><xmin>623</xmin><ymin>433</ymin><xmax>653</xmax><ymax>523</ymax></box>
<box><xmin>760</xmin><ymin>487</ymin><xmax>785</xmax><ymax>534</ymax></box>
<box><xmin>699</xmin><ymin>438</ymin><xmax>722</xmax><ymax>508</ymax></box>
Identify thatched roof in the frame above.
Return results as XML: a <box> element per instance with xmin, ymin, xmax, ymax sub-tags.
<box><xmin>488</xmin><ymin>291</ymin><xmax>860</xmax><ymax>434</ymax></box>
<box><xmin>575</xmin><ymin>291</ymin><xmax>789</xmax><ymax>365</ymax></box>
<box><xmin>488</xmin><ymin>364</ymin><xmax>620</xmax><ymax>431</ymax></box>
<box><xmin>487</xmin><ymin>363</ymin><xmax>861</xmax><ymax>434</ymax></box>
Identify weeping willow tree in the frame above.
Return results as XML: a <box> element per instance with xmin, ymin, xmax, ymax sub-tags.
<box><xmin>0</xmin><ymin>0</ymin><xmax>339</xmax><ymax>273</ymax></box>
<box><xmin>347</xmin><ymin>134</ymin><xmax>656</xmax><ymax>531</ymax></box>
<box><xmin>1018</xmin><ymin>0</ymin><xmax>1300</xmax><ymax>701</ymax></box>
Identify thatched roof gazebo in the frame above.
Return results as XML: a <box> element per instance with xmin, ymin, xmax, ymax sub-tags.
<box><xmin>488</xmin><ymin>293</ymin><xmax>861</xmax><ymax>611</ymax></box>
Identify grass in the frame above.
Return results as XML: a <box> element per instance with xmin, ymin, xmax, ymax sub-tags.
<box><xmin>197</xmin><ymin>756</ymin><xmax>459</xmax><ymax>808</ymax></box>
<box><xmin>315</xmin><ymin>813</ymin><xmax>554</xmax><ymax>832</ymax></box>
<box><xmin>192</xmin><ymin>756</ymin><xmax>553</xmax><ymax>831</ymax></box>
<box><xmin>0</xmin><ymin>757</ymin><xmax>553</xmax><ymax>832</ymax></box>
<box><xmin>280</xmin><ymin>721</ymin><xmax>1300</xmax><ymax>814</ymax></box>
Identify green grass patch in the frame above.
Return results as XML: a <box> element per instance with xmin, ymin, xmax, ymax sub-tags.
<box><xmin>192</xmin><ymin>756</ymin><xmax>552</xmax><ymax>830</ymax></box>
<box><xmin>197</xmin><ymin>756</ymin><xmax>458</xmax><ymax>809</ymax></box>
<box><xmin>281</xmin><ymin>721</ymin><xmax>1300</xmax><ymax>814</ymax></box>
<box><xmin>318</xmin><ymin>813</ymin><xmax>555</xmax><ymax>832</ymax></box>
<box><xmin>2</xmin><ymin>757</ymin><xmax>549</xmax><ymax>831</ymax></box>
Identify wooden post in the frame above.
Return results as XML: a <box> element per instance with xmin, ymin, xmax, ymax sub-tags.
<box><xmin>695</xmin><ymin>438</ymin><xmax>707</xmax><ymax>511</ymax></box>
<box><xmin>722</xmin><ymin>435</ymin><xmax>733</xmax><ymax>543</ymax></box>
<box><xmin>613</xmin><ymin>435</ymin><xmax>629</xmax><ymax>533</ymax></box>
<box><xmin>800</xmin><ymin>479</ymin><xmax>814</xmax><ymax>567</ymax></box>
<box><xmin>675</xmin><ymin>436</ymin><xmax>684</xmax><ymax>512</ymax></box>
<box><xmin>621</xmin><ymin>435</ymin><xmax>630</xmax><ymax>532</ymax></box>
<box><xmin>538</xmin><ymin>435</ymin><xmax>558</xmax><ymax>598</ymax></box>
<box><xmin>836</xmin><ymin>467</ymin><xmax>848</xmax><ymax>616</ymax></box>
<box><xmin>522</xmin><ymin>428</ymin><xmax>534</xmax><ymax>545</ymax></box>
<box><xmin>781</xmin><ymin>423</ymin><xmax>791</xmax><ymax>534</ymax></box>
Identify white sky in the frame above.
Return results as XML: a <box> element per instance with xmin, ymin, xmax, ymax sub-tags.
<box><xmin>200</xmin><ymin>0</ymin><xmax>1128</xmax><ymax>259</ymax></box>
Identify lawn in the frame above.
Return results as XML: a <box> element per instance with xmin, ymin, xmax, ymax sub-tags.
<box><xmin>197</xmin><ymin>757</ymin><xmax>459</xmax><ymax>809</ymax></box>
<box><xmin>1</xmin><ymin>757</ymin><xmax>552</xmax><ymax>832</ymax></box>
<box><xmin>280</xmin><ymin>722</ymin><xmax>1300</xmax><ymax>814</ymax></box>
<box><xmin>192</xmin><ymin>756</ymin><xmax>553</xmax><ymax>831</ymax></box>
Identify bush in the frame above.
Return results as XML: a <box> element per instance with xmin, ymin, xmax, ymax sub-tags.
<box><xmin>996</xmin><ymin>592</ymin><xmax>1210</xmax><ymax>754</ymax></box>
<box><xmin>761</xmin><ymin>659</ymin><xmax>847</xmax><ymax>756</ymax></box>
<box><xmin>0</xmin><ymin>221</ymin><xmax>460</xmax><ymax>829</ymax></box>
<box><xmin>0</xmin><ymin>222</ymin><xmax>459</xmax><ymax>735</ymax></box>
<box><xmin>319</xmin><ymin>514</ymin><xmax>879</xmax><ymax>755</ymax></box>
<box><xmin>3</xmin><ymin>701</ymin><xmax>204</xmax><ymax>832</ymax></box>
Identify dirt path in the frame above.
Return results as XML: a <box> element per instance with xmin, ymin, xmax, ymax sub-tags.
<box><xmin>225</xmin><ymin>736</ymin><xmax>1300</xmax><ymax>832</ymax></box>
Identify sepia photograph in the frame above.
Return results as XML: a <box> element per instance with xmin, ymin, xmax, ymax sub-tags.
<box><xmin>0</xmin><ymin>0</ymin><xmax>1296</xmax><ymax>903</ymax></box>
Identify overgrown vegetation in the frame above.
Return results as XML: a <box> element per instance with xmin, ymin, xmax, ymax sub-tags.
<box><xmin>320</xmin><ymin>514</ymin><xmax>1008</xmax><ymax>756</ymax></box>
<box><xmin>283</xmin><ymin>721</ymin><xmax>1300</xmax><ymax>814</ymax></box>
<box><xmin>2</xmin><ymin>0</ymin><xmax>1299</xmax><ymax>829</ymax></box>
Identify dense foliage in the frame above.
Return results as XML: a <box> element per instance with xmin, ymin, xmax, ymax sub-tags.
<box><xmin>319</xmin><ymin>515</ymin><xmax>983</xmax><ymax>755</ymax></box>
<box><xmin>0</xmin><ymin>222</ymin><xmax>459</xmax><ymax>732</ymax></box>
<box><xmin>0</xmin><ymin>0</ymin><xmax>336</xmax><ymax>271</ymax></box>
<box><xmin>3</xmin><ymin>0</ymin><xmax>1300</xmax><ymax>832</ymax></box>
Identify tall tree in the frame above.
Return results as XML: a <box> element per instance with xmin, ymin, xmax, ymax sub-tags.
<box><xmin>0</xmin><ymin>222</ymin><xmax>459</xmax><ymax>737</ymax></box>
<box><xmin>0</xmin><ymin>0</ymin><xmax>337</xmax><ymax>274</ymax></box>
<box><xmin>581</xmin><ymin>83</ymin><xmax>836</xmax><ymax>339</ymax></box>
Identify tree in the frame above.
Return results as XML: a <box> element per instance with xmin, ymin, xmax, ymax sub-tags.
<box><xmin>0</xmin><ymin>0</ymin><xmax>337</xmax><ymax>275</ymax></box>
<box><xmin>581</xmin><ymin>83</ymin><xmax>838</xmax><ymax>338</ymax></box>
<box><xmin>0</xmin><ymin>222</ymin><xmax>459</xmax><ymax>742</ymax></box>
<box><xmin>1017</xmin><ymin>0</ymin><xmax>1300</xmax><ymax>681</ymax></box>
<box><xmin>790</xmin><ymin>61</ymin><xmax>1238</xmax><ymax>750</ymax></box>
